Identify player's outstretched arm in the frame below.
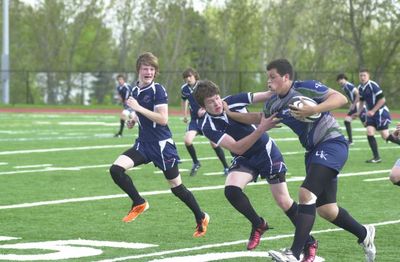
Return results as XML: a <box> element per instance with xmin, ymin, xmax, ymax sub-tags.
<box><xmin>222</xmin><ymin>101</ymin><xmax>262</xmax><ymax>125</ymax></box>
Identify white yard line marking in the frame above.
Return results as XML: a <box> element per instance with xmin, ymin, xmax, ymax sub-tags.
<box><xmin>0</xmin><ymin>170</ymin><xmax>389</xmax><ymax>210</ymax></box>
<box><xmin>14</xmin><ymin>164</ymin><xmax>53</xmax><ymax>169</ymax></box>
<box><xmin>0</xmin><ymin>162</ymin><xmax>7</xmax><ymax>166</ymax></box>
<box><xmin>364</xmin><ymin>177</ymin><xmax>390</xmax><ymax>182</ymax></box>
<box><xmin>1</xmin><ymin>142</ymin><xmax>398</xmax><ymax>156</ymax></box>
<box><xmin>96</xmin><ymin>219</ymin><xmax>400</xmax><ymax>262</ymax></box>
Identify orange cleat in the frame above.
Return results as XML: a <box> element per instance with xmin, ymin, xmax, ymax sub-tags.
<box><xmin>193</xmin><ymin>212</ymin><xmax>210</xmax><ymax>237</ymax></box>
<box><xmin>122</xmin><ymin>201</ymin><xmax>149</xmax><ymax>223</ymax></box>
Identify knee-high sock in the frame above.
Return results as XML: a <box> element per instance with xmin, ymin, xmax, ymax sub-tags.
<box><xmin>213</xmin><ymin>146</ymin><xmax>229</xmax><ymax>168</ymax></box>
<box><xmin>290</xmin><ymin>204</ymin><xmax>316</xmax><ymax>260</ymax></box>
<box><xmin>224</xmin><ymin>185</ymin><xmax>262</xmax><ymax>227</ymax></box>
<box><xmin>171</xmin><ymin>184</ymin><xmax>204</xmax><ymax>222</ymax></box>
<box><xmin>285</xmin><ymin>202</ymin><xmax>314</xmax><ymax>244</ymax></box>
<box><xmin>109</xmin><ymin>165</ymin><xmax>145</xmax><ymax>205</ymax></box>
<box><xmin>118</xmin><ymin>119</ymin><xmax>125</xmax><ymax>134</ymax></box>
<box><xmin>331</xmin><ymin>207</ymin><xmax>367</xmax><ymax>243</ymax></box>
<box><xmin>186</xmin><ymin>144</ymin><xmax>199</xmax><ymax>164</ymax></box>
<box><xmin>344</xmin><ymin>121</ymin><xmax>352</xmax><ymax>142</ymax></box>
<box><xmin>367</xmin><ymin>135</ymin><xmax>380</xmax><ymax>159</ymax></box>
<box><xmin>387</xmin><ymin>134</ymin><xmax>400</xmax><ymax>145</ymax></box>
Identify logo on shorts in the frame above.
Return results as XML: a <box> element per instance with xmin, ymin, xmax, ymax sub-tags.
<box><xmin>315</xmin><ymin>150</ymin><xmax>327</xmax><ymax>160</ymax></box>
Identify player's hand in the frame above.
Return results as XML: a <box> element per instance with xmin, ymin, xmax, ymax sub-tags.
<box><xmin>288</xmin><ymin>98</ymin><xmax>317</xmax><ymax>119</ymax></box>
<box><xmin>183</xmin><ymin>116</ymin><xmax>188</xmax><ymax>123</ymax></box>
<box><xmin>197</xmin><ymin>108</ymin><xmax>206</xmax><ymax>118</ymax></box>
<box><xmin>222</xmin><ymin>101</ymin><xmax>230</xmax><ymax>114</ymax></box>
<box><xmin>367</xmin><ymin>110</ymin><xmax>375</xmax><ymax>117</ymax></box>
<box><xmin>126</xmin><ymin>97</ymin><xmax>140</xmax><ymax>111</ymax></box>
<box><xmin>258</xmin><ymin>112</ymin><xmax>281</xmax><ymax>132</ymax></box>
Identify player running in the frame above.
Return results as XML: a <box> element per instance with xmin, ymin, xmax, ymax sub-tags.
<box><xmin>109</xmin><ymin>52</ymin><xmax>209</xmax><ymax>237</ymax></box>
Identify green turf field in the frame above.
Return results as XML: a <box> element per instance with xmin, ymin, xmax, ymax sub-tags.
<box><xmin>0</xmin><ymin>111</ymin><xmax>399</xmax><ymax>261</ymax></box>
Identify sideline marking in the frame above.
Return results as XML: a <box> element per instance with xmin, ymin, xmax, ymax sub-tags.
<box><xmin>95</xmin><ymin>219</ymin><xmax>400</xmax><ymax>262</ymax></box>
<box><xmin>0</xmin><ymin>170</ymin><xmax>389</xmax><ymax>210</ymax></box>
<box><xmin>14</xmin><ymin>164</ymin><xmax>53</xmax><ymax>169</ymax></box>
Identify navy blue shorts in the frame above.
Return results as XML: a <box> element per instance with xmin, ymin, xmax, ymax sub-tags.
<box><xmin>365</xmin><ymin>107</ymin><xmax>391</xmax><ymax>131</ymax></box>
<box><xmin>230</xmin><ymin>139</ymin><xmax>287</xmax><ymax>184</ymax></box>
<box><xmin>305</xmin><ymin>136</ymin><xmax>348</xmax><ymax>174</ymax></box>
<box><xmin>132</xmin><ymin>138</ymin><xmax>181</xmax><ymax>171</ymax></box>
<box><xmin>187</xmin><ymin>118</ymin><xmax>203</xmax><ymax>135</ymax></box>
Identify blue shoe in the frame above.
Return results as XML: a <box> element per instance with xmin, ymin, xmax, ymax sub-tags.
<box><xmin>223</xmin><ymin>168</ymin><xmax>229</xmax><ymax>176</ymax></box>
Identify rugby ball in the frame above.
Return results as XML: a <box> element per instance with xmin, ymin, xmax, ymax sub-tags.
<box><xmin>289</xmin><ymin>96</ymin><xmax>321</xmax><ymax>122</ymax></box>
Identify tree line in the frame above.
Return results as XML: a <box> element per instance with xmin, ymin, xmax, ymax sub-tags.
<box><xmin>2</xmin><ymin>0</ymin><xmax>400</xmax><ymax>107</ymax></box>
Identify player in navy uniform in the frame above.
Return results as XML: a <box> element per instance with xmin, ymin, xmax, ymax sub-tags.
<box><xmin>358</xmin><ymin>69</ymin><xmax>399</xmax><ymax>163</ymax></box>
<box><xmin>181</xmin><ymin>68</ymin><xmax>229</xmax><ymax>176</ymax></box>
<box><xmin>194</xmin><ymin>80</ymin><xmax>316</xmax><ymax>255</ymax></box>
<box><xmin>109</xmin><ymin>52</ymin><xmax>209</xmax><ymax>237</ymax></box>
<box><xmin>226</xmin><ymin>59</ymin><xmax>376</xmax><ymax>262</ymax></box>
<box><xmin>114</xmin><ymin>74</ymin><xmax>133</xmax><ymax>137</ymax></box>
<box><xmin>336</xmin><ymin>73</ymin><xmax>359</xmax><ymax>145</ymax></box>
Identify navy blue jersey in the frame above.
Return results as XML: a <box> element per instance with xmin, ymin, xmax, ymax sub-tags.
<box><xmin>116</xmin><ymin>82</ymin><xmax>132</xmax><ymax>106</ymax></box>
<box><xmin>200</xmin><ymin>92</ymin><xmax>271</xmax><ymax>159</ymax></box>
<box><xmin>131</xmin><ymin>82</ymin><xmax>173</xmax><ymax>142</ymax></box>
<box><xmin>181</xmin><ymin>82</ymin><xmax>201</xmax><ymax>119</ymax></box>
<box><xmin>341</xmin><ymin>81</ymin><xmax>357</xmax><ymax>103</ymax></box>
<box><xmin>358</xmin><ymin>80</ymin><xmax>385</xmax><ymax>111</ymax></box>
<box><xmin>264</xmin><ymin>80</ymin><xmax>342</xmax><ymax>151</ymax></box>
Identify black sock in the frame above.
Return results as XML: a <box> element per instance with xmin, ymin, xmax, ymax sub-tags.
<box><xmin>213</xmin><ymin>146</ymin><xmax>229</xmax><ymax>168</ymax></box>
<box><xmin>118</xmin><ymin>119</ymin><xmax>125</xmax><ymax>134</ymax></box>
<box><xmin>285</xmin><ymin>202</ymin><xmax>314</xmax><ymax>244</ymax></box>
<box><xmin>331</xmin><ymin>207</ymin><xmax>367</xmax><ymax>243</ymax></box>
<box><xmin>387</xmin><ymin>134</ymin><xmax>400</xmax><ymax>145</ymax></box>
<box><xmin>344</xmin><ymin>121</ymin><xmax>352</xmax><ymax>142</ymax></box>
<box><xmin>224</xmin><ymin>185</ymin><xmax>262</xmax><ymax>228</ymax></box>
<box><xmin>171</xmin><ymin>184</ymin><xmax>203</xmax><ymax>222</ymax></box>
<box><xmin>109</xmin><ymin>165</ymin><xmax>145</xmax><ymax>205</ymax></box>
<box><xmin>290</xmin><ymin>204</ymin><xmax>316</xmax><ymax>260</ymax></box>
<box><xmin>186</xmin><ymin>144</ymin><xmax>199</xmax><ymax>164</ymax></box>
<box><xmin>395</xmin><ymin>181</ymin><xmax>400</xmax><ymax>186</ymax></box>
<box><xmin>367</xmin><ymin>135</ymin><xmax>380</xmax><ymax>159</ymax></box>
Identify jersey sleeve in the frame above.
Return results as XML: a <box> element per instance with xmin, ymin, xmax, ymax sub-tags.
<box><xmin>296</xmin><ymin>80</ymin><xmax>329</xmax><ymax>103</ymax></box>
<box><xmin>224</xmin><ymin>92</ymin><xmax>252</xmax><ymax>111</ymax></box>
<box><xmin>181</xmin><ymin>85</ymin><xmax>188</xmax><ymax>100</ymax></box>
<box><xmin>155</xmin><ymin>84</ymin><xmax>168</xmax><ymax>106</ymax></box>
<box><xmin>202</xmin><ymin>124</ymin><xmax>226</xmax><ymax>145</ymax></box>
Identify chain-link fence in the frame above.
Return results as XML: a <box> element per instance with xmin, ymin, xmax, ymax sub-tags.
<box><xmin>2</xmin><ymin>70</ymin><xmax>399</xmax><ymax>109</ymax></box>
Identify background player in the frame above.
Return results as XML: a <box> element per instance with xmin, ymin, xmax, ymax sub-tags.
<box><xmin>336</xmin><ymin>73</ymin><xmax>359</xmax><ymax>145</ymax></box>
<box><xmin>194</xmin><ymin>80</ymin><xmax>318</xmax><ymax>260</ymax></box>
<box><xmin>181</xmin><ymin>68</ymin><xmax>229</xmax><ymax>176</ymax></box>
<box><xmin>357</xmin><ymin>69</ymin><xmax>399</xmax><ymax>163</ymax></box>
<box><xmin>114</xmin><ymin>74</ymin><xmax>133</xmax><ymax>137</ymax></box>
<box><xmin>109</xmin><ymin>52</ymin><xmax>209</xmax><ymax>237</ymax></box>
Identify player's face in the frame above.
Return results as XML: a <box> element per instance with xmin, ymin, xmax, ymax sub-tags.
<box><xmin>204</xmin><ymin>94</ymin><xmax>223</xmax><ymax>115</ymax></box>
<box><xmin>117</xmin><ymin>77</ymin><xmax>125</xmax><ymax>85</ymax></box>
<box><xmin>138</xmin><ymin>65</ymin><xmax>156</xmax><ymax>87</ymax></box>
<box><xmin>184</xmin><ymin>75</ymin><xmax>197</xmax><ymax>86</ymax></box>
<box><xmin>337</xmin><ymin>79</ymin><xmax>346</xmax><ymax>86</ymax></box>
<box><xmin>266</xmin><ymin>69</ymin><xmax>290</xmax><ymax>95</ymax></box>
<box><xmin>359</xmin><ymin>72</ymin><xmax>369</xmax><ymax>85</ymax></box>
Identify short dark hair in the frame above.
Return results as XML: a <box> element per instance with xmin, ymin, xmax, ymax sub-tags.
<box><xmin>116</xmin><ymin>74</ymin><xmax>125</xmax><ymax>80</ymax></box>
<box><xmin>193</xmin><ymin>80</ymin><xmax>220</xmax><ymax>107</ymax></box>
<box><xmin>182</xmin><ymin>68</ymin><xmax>200</xmax><ymax>80</ymax></box>
<box><xmin>359</xmin><ymin>68</ymin><xmax>369</xmax><ymax>73</ymax></box>
<box><xmin>266</xmin><ymin>59</ymin><xmax>294</xmax><ymax>80</ymax></box>
<box><xmin>336</xmin><ymin>73</ymin><xmax>347</xmax><ymax>81</ymax></box>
